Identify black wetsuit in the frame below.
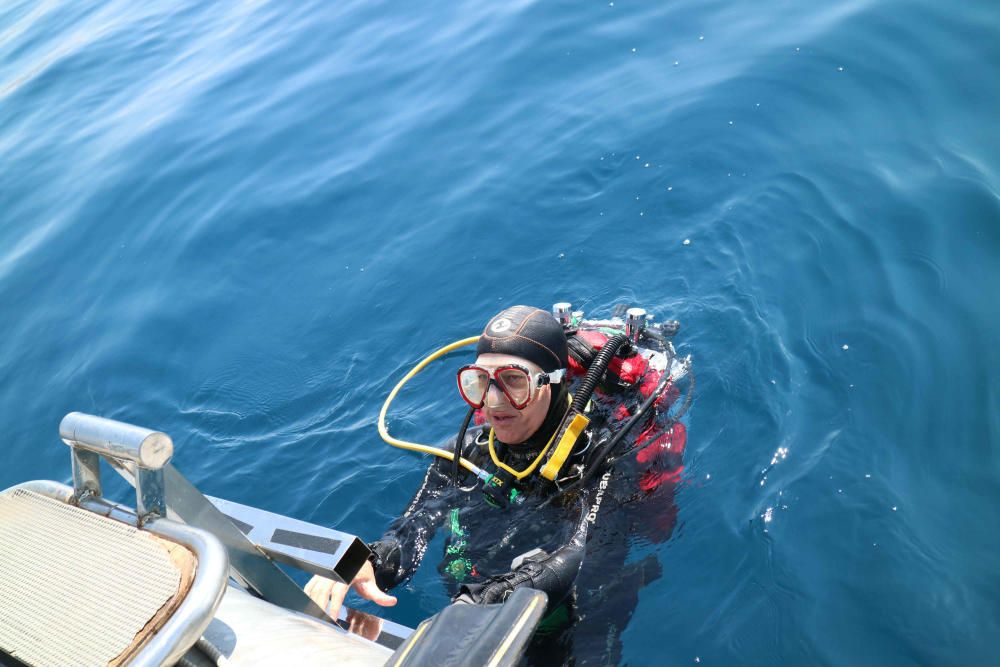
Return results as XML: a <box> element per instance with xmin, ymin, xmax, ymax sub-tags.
<box><xmin>369</xmin><ymin>380</ymin><xmax>681</xmax><ymax>665</ymax></box>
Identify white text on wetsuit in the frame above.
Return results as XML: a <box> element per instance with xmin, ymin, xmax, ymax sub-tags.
<box><xmin>586</xmin><ymin>471</ymin><xmax>612</xmax><ymax>523</ymax></box>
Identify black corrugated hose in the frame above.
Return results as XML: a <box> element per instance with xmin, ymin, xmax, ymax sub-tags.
<box><xmin>570</xmin><ymin>334</ymin><xmax>631</xmax><ymax>412</ymax></box>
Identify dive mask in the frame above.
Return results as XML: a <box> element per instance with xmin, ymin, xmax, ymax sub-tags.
<box><xmin>457</xmin><ymin>364</ymin><xmax>566</xmax><ymax>410</ymax></box>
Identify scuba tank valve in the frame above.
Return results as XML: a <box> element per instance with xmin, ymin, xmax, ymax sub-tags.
<box><xmin>552</xmin><ymin>302</ymin><xmax>573</xmax><ymax>327</ymax></box>
<box><xmin>625</xmin><ymin>308</ymin><xmax>647</xmax><ymax>343</ymax></box>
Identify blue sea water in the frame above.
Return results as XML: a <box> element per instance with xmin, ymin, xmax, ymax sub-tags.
<box><xmin>2</xmin><ymin>0</ymin><xmax>999</xmax><ymax>664</ymax></box>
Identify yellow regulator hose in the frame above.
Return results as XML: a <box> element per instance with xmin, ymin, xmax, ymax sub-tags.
<box><xmin>377</xmin><ymin>336</ymin><xmax>492</xmax><ymax>482</ymax></box>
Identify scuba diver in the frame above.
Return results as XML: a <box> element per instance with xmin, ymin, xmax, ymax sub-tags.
<box><xmin>306</xmin><ymin>304</ymin><xmax>690</xmax><ymax>665</ymax></box>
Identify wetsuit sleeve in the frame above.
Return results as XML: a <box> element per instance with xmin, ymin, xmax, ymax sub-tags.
<box><xmin>368</xmin><ymin>454</ymin><xmax>455</xmax><ymax>591</ymax></box>
<box><xmin>457</xmin><ymin>494</ymin><xmax>592</xmax><ymax>608</ymax></box>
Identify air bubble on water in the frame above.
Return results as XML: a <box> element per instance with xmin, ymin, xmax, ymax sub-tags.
<box><xmin>699</xmin><ymin>35</ymin><xmax>704</xmax><ymax>41</ymax></box>
<box><xmin>558</xmin><ymin>253</ymin><xmax>565</xmax><ymax>259</ymax></box>
<box><xmin>728</xmin><ymin>120</ymin><xmax>734</xmax><ymax>125</ymax></box>
<box><xmin>667</xmin><ymin>186</ymin><xmax>673</xmax><ymax>191</ymax></box>
<box><xmin>683</xmin><ymin>239</ymin><xmax>691</xmax><ymax>245</ymax></box>
<box><xmin>631</xmin><ymin>47</ymin><xmax>636</xmax><ymax>53</ymax></box>
<box><xmin>770</xmin><ymin>447</ymin><xmax>788</xmax><ymax>465</ymax></box>
<box><xmin>842</xmin><ymin>344</ymin><xmax>849</xmax><ymax>350</ymax></box>
<box><xmin>673</xmin><ymin>61</ymin><xmax>680</xmax><ymax>66</ymax></box>
<box><xmin>838</xmin><ymin>66</ymin><xmax>844</xmax><ymax>71</ymax></box>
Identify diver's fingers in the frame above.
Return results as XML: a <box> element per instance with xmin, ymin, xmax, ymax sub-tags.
<box><xmin>305</xmin><ymin>574</ymin><xmax>335</xmax><ymax>609</ymax></box>
<box><xmin>355</xmin><ymin>578</ymin><xmax>397</xmax><ymax>607</ymax></box>
<box><xmin>327</xmin><ymin>582</ymin><xmax>351</xmax><ymax>619</ymax></box>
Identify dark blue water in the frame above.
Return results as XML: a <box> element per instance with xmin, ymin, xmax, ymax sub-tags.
<box><xmin>2</xmin><ymin>0</ymin><xmax>998</xmax><ymax>664</ymax></box>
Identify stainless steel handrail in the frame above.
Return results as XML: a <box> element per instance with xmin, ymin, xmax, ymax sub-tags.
<box><xmin>135</xmin><ymin>516</ymin><xmax>229</xmax><ymax>667</ymax></box>
<box><xmin>60</xmin><ymin>412</ymin><xmax>173</xmax><ymax>468</ymax></box>
<box><xmin>58</xmin><ymin>412</ymin><xmax>174</xmax><ymax>521</ymax></box>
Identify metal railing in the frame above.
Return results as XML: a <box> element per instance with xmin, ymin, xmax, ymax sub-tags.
<box><xmin>60</xmin><ymin>411</ymin><xmax>173</xmax><ymax>522</ymax></box>
<box><xmin>55</xmin><ymin>412</ymin><xmax>393</xmax><ymax>630</ymax></box>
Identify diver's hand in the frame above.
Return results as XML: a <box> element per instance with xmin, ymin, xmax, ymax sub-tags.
<box><xmin>456</xmin><ymin>559</ymin><xmax>550</xmax><ymax>605</ymax></box>
<box><xmin>304</xmin><ymin>561</ymin><xmax>397</xmax><ymax>619</ymax></box>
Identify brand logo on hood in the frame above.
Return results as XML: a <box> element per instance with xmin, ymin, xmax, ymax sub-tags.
<box><xmin>490</xmin><ymin>318</ymin><xmax>512</xmax><ymax>333</ymax></box>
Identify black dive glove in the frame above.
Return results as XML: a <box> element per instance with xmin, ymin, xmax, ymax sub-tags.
<box><xmin>367</xmin><ymin>539</ymin><xmax>402</xmax><ymax>591</ymax></box>
<box><xmin>453</xmin><ymin>545</ymin><xmax>582</xmax><ymax>606</ymax></box>
<box><xmin>456</xmin><ymin>560</ymin><xmax>545</xmax><ymax>605</ymax></box>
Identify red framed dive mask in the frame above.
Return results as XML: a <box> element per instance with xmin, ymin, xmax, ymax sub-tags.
<box><xmin>456</xmin><ymin>364</ymin><xmax>565</xmax><ymax>410</ymax></box>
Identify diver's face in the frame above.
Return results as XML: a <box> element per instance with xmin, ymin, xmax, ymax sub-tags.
<box><xmin>474</xmin><ymin>353</ymin><xmax>552</xmax><ymax>444</ymax></box>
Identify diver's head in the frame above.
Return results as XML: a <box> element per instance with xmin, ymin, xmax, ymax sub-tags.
<box><xmin>457</xmin><ymin>306</ymin><xmax>569</xmax><ymax>443</ymax></box>
<box><xmin>463</xmin><ymin>353</ymin><xmax>553</xmax><ymax>443</ymax></box>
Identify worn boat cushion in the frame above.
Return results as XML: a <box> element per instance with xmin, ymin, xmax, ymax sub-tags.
<box><xmin>0</xmin><ymin>488</ymin><xmax>193</xmax><ymax>667</ymax></box>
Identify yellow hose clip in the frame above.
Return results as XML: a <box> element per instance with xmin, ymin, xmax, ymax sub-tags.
<box><xmin>539</xmin><ymin>411</ymin><xmax>591</xmax><ymax>481</ymax></box>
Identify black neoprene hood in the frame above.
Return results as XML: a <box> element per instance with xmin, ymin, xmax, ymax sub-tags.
<box><xmin>476</xmin><ymin>305</ymin><xmax>569</xmax><ymax>372</ymax></box>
